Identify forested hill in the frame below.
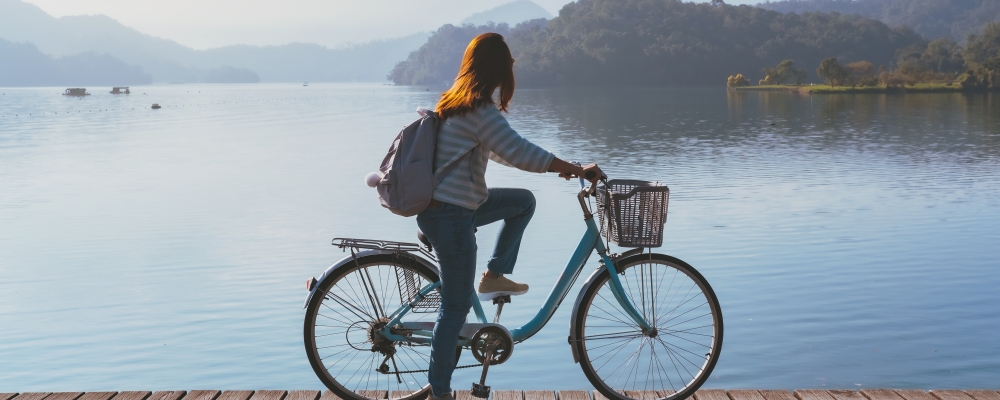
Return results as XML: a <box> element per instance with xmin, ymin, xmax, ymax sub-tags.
<box><xmin>390</xmin><ymin>0</ymin><xmax>925</xmax><ymax>87</ymax></box>
<box><xmin>758</xmin><ymin>0</ymin><xmax>1000</xmax><ymax>43</ymax></box>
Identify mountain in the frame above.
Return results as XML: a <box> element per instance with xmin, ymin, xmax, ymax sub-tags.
<box><xmin>461</xmin><ymin>1</ymin><xmax>553</xmax><ymax>26</ymax></box>
<box><xmin>391</xmin><ymin>1</ymin><xmax>926</xmax><ymax>87</ymax></box>
<box><xmin>191</xmin><ymin>34</ymin><xmax>431</xmax><ymax>83</ymax></box>
<box><xmin>757</xmin><ymin>0</ymin><xmax>1000</xmax><ymax>42</ymax></box>
<box><xmin>0</xmin><ymin>38</ymin><xmax>152</xmax><ymax>86</ymax></box>
<box><xmin>0</xmin><ymin>0</ymin><xmax>428</xmax><ymax>83</ymax></box>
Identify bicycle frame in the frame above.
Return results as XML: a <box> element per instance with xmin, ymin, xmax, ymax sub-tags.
<box><xmin>380</xmin><ymin>183</ymin><xmax>654</xmax><ymax>346</ymax></box>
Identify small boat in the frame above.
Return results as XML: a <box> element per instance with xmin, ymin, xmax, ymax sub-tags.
<box><xmin>151</xmin><ymin>103</ymin><xmax>161</xmax><ymax>109</ymax></box>
<box><xmin>63</xmin><ymin>88</ymin><xmax>90</xmax><ymax>96</ymax></box>
<box><xmin>303</xmin><ymin>82</ymin><xmax>308</xmax><ymax>86</ymax></box>
<box><xmin>110</xmin><ymin>87</ymin><xmax>130</xmax><ymax>94</ymax></box>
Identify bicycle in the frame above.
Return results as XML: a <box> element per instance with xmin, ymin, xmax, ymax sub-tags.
<box><xmin>302</xmin><ymin>173</ymin><xmax>723</xmax><ymax>400</ymax></box>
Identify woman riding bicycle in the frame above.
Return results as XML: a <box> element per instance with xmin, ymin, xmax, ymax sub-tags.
<box><xmin>418</xmin><ymin>32</ymin><xmax>602</xmax><ymax>400</ymax></box>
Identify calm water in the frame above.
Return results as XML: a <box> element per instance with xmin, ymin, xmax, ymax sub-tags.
<box><xmin>1</xmin><ymin>84</ymin><xmax>998</xmax><ymax>391</ymax></box>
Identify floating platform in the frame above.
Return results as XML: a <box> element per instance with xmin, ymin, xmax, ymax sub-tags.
<box><xmin>1</xmin><ymin>389</ymin><xmax>998</xmax><ymax>400</ymax></box>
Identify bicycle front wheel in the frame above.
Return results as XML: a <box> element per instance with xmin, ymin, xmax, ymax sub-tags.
<box><xmin>304</xmin><ymin>253</ymin><xmax>440</xmax><ymax>400</ymax></box>
<box><xmin>571</xmin><ymin>253</ymin><xmax>723</xmax><ymax>400</ymax></box>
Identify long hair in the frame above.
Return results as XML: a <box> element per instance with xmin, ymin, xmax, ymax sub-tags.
<box><xmin>436</xmin><ymin>33</ymin><xmax>515</xmax><ymax>120</ymax></box>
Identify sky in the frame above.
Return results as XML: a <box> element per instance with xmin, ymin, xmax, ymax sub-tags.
<box><xmin>23</xmin><ymin>0</ymin><xmax>760</xmax><ymax>49</ymax></box>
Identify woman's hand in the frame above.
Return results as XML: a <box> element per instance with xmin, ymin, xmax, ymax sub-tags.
<box><xmin>549</xmin><ymin>158</ymin><xmax>604</xmax><ymax>183</ymax></box>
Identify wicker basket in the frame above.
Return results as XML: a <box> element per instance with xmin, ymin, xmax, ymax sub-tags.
<box><xmin>596</xmin><ymin>179</ymin><xmax>670</xmax><ymax>248</ymax></box>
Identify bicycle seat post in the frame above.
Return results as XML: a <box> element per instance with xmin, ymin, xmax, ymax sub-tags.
<box><xmin>492</xmin><ymin>295</ymin><xmax>511</xmax><ymax>323</ymax></box>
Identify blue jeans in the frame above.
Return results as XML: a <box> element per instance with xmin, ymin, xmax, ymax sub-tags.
<box><xmin>415</xmin><ymin>188</ymin><xmax>536</xmax><ymax>397</ymax></box>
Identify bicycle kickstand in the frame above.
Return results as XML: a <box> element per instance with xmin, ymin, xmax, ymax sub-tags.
<box><xmin>471</xmin><ymin>343</ymin><xmax>495</xmax><ymax>398</ymax></box>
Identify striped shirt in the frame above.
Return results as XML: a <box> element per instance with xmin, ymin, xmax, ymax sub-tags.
<box><xmin>432</xmin><ymin>105</ymin><xmax>555</xmax><ymax>210</ymax></box>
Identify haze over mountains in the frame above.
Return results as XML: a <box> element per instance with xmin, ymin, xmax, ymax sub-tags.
<box><xmin>4</xmin><ymin>0</ymin><xmax>1000</xmax><ymax>87</ymax></box>
<box><xmin>0</xmin><ymin>0</ymin><xmax>550</xmax><ymax>86</ymax></box>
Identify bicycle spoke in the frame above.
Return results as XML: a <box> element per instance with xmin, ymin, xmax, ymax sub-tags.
<box><xmin>578</xmin><ymin>257</ymin><xmax>721</xmax><ymax>398</ymax></box>
<box><xmin>306</xmin><ymin>256</ymin><xmax>438</xmax><ymax>400</ymax></box>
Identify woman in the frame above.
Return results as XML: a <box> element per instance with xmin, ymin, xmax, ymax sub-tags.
<box><xmin>418</xmin><ymin>32</ymin><xmax>602</xmax><ymax>400</ymax></box>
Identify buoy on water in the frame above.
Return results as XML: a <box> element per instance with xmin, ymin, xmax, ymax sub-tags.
<box><xmin>151</xmin><ymin>103</ymin><xmax>161</xmax><ymax>109</ymax></box>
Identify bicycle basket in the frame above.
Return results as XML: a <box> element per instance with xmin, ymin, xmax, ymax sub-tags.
<box><xmin>596</xmin><ymin>179</ymin><xmax>669</xmax><ymax>248</ymax></box>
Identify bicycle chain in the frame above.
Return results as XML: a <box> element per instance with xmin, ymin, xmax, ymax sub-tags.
<box><xmin>386</xmin><ymin>363</ymin><xmax>483</xmax><ymax>375</ymax></box>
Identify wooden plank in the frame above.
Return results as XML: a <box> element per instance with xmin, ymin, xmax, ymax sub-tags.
<box><xmin>693</xmin><ymin>390</ymin><xmax>728</xmax><ymax>400</ymax></box>
<box><xmin>932</xmin><ymin>392</ymin><xmax>975</xmax><ymax>400</ymax></box>
<box><xmin>44</xmin><ymin>393</ymin><xmax>83</xmax><ymax>400</ymax></box>
<box><xmin>110</xmin><ymin>392</ymin><xmax>152</xmax><ymax>400</ymax></box>
<box><xmin>355</xmin><ymin>392</ymin><xmax>384</xmax><ymax>400</ymax></box>
<box><xmin>78</xmin><ymin>393</ymin><xmax>117</xmax><ymax>400</ymax></box>
<box><xmin>249</xmin><ymin>392</ymin><xmax>285</xmax><ymax>400</ymax></box>
<box><xmin>761</xmin><ymin>390</ymin><xmax>797</xmax><ymax>400</ymax></box>
<box><xmin>795</xmin><ymin>391</ymin><xmax>836</xmax><ymax>400</ymax></box>
<box><xmin>387</xmin><ymin>392</ymin><xmax>418</xmax><ymax>400</ymax></box>
<box><xmin>284</xmin><ymin>392</ymin><xmax>318</xmax><ymax>400</ymax></box>
<box><xmin>45</xmin><ymin>392</ymin><xmax>83</xmax><ymax>400</ymax></box>
<box><xmin>453</xmin><ymin>391</ymin><xmax>474</xmax><ymax>400</ymax></box>
<box><xmin>558</xmin><ymin>391</ymin><xmax>590</xmax><ymax>400</ymax></box>
<box><xmin>861</xmin><ymin>390</ymin><xmax>905</xmax><ymax>400</ymax></box>
<box><xmin>964</xmin><ymin>392</ymin><xmax>1000</xmax><ymax>400</ymax></box>
<box><xmin>730</xmin><ymin>390</ymin><xmax>767</xmax><ymax>400</ymax></box>
<box><xmin>317</xmin><ymin>392</ymin><xmax>341</xmax><ymax>400</ymax></box>
<box><xmin>0</xmin><ymin>394</ymin><xmax>17</xmax><ymax>400</ymax></box>
<box><xmin>895</xmin><ymin>391</ymin><xmax>936</xmax><ymax>400</ymax></box>
<box><xmin>217</xmin><ymin>392</ymin><xmax>254</xmax><ymax>400</ymax></box>
<box><xmin>656</xmin><ymin>391</ymin><xmax>674</xmax><ymax>398</ymax></box>
<box><xmin>622</xmin><ymin>392</ymin><xmax>658</xmax><ymax>400</ymax></box>
<box><xmin>525</xmin><ymin>391</ymin><xmax>556</xmax><ymax>400</ymax></box>
<box><xmin>493</xmin><ymin>391</ymin><xmax>523</xmax><ymax>400</ymax></box>
<box><xmin>148</xmin><ymin>392</ymin><xmax>185</xmax><ymax>400</ymax></box>
<box><xmin>182</xmin><ymin>392</ymin><xmax>220</xmax><ymax>400</ymax></box>
<box><xmin>829</xmin><ymin>391</ymin><xmax>867</xmax><ymax>400</ymax></box>
<box><xmin>11</xmin><ymin>393</ymin><xmax>51</xmax><ymax>400</ymax></box>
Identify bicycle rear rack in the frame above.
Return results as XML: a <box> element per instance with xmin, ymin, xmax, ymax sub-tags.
<box><xmin>331</xmin><ymin>237</ymin><xmax>440</xmax><ymax>313</ymax></box>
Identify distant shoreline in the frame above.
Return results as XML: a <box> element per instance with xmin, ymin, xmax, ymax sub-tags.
<box><xmin>732</xmin><ymin>83</ymin><xmax>981</xmax><ymax>94</ymax></box>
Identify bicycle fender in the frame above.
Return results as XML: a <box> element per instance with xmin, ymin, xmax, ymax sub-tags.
<box><xmin>303</xmin><ymin>249</ymin><xmax>439</xmax><ymax>309</ymax></box>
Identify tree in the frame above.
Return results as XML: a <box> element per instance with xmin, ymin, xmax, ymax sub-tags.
<box><xmin>816</xmin><ymin>58</ymin><xmax>848</xmax><ymax>86</ymax></box>
<box><xmin>963</xmin><ymin>22</ymin><xmax>1000</xmax><ymax>69</ymax></box>
<box><xmin>845</xmin><ymin>60</ymin><xmax>874</xmax><ymax>88</ymax></box>
<box><xmin>775</xmin><ymin>59</ymin><xmax>808</xmax><ymax>85</ymax></box>
<box><xmin>727</xmin><ymin>73</ymin><xmax>749</xmax><ymax>87</ymax></box>
<box><xmin>961</xmin><ymin>23</ymin><xmax>1000</xmax><ymax>88</ymax></box>
<box><xmin>761</xmin><ymin>60</ymin><xmax>807</xmax><ymax>85</ymax></box>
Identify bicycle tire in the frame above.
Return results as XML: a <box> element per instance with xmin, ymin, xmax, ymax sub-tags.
<box><xmin>571</xmin><ymin>253</ymin><xmax>723</xmax><ymax>400</ymax></box>
<box><xmin>304</xmin><ymin>253</ymin><xmax>440</xmax><ymax>400</ymax></box>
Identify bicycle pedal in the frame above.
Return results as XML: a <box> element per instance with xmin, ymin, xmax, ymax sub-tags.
<box><xmin>471</xmin><ymin>383</ymin><xmax>491</xmax><ymax>398</ymax></box>
<box><xmin>492</xmin><ymin>295</ymin><xmax>511</xmax><ymax>305</ymax></box>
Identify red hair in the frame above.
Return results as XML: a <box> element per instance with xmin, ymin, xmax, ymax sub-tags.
<box><xmin>436</xmin><ymin>33</ymin><xmax>515</xmax><ymax>120</ymax></box>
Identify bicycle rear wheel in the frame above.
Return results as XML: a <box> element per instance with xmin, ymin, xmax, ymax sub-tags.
<box><xmin>304</xmin><ymin>253</ymin><xmax>440</xmax><ymax>400</ymax></box>
<box><xmin>571</xmin><ymin>253</ymin><xmax>723</xmax><ymax>400</ymax></box>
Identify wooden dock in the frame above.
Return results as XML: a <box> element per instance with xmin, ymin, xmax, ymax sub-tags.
<box><xmin>1</xmin><ymin>389</ymin><xmax>998</xmax><ymax>400</ymax></box>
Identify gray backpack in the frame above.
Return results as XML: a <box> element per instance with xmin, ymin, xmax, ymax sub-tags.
<box><xmin>373</xmin><ymin>108</ymin><xmax>462</xmax><ymax>217</ymax></box>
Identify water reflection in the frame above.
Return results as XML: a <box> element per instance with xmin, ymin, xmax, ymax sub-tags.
<box><xmin>508</xmin><ymin>88</ymin><xmax>1000</xmax><ymax>170</ymax></box>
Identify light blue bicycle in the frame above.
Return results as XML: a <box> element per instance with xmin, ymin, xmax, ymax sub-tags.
<box><xmin>303</xmin><ymin>175</ymin><xmax>723</xmax><ymax>400</ymax></box>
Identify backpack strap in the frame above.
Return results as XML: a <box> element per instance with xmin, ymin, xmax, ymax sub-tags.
<box><xmin>428</xmin><ymin>111</ymin><xmax>477</xmax><ymax>184</ymax></box>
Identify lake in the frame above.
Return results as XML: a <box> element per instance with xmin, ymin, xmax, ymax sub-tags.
<box><xmin>1</xmin><ymin>84</ymin><xmax>998</xmax><ymax>391</ymax></box>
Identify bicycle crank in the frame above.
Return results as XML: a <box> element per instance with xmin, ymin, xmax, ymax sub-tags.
<box><xmin>469</xmin><ymin>326</ymin><xmax>513</xmax><ymax>398</ymax></box>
